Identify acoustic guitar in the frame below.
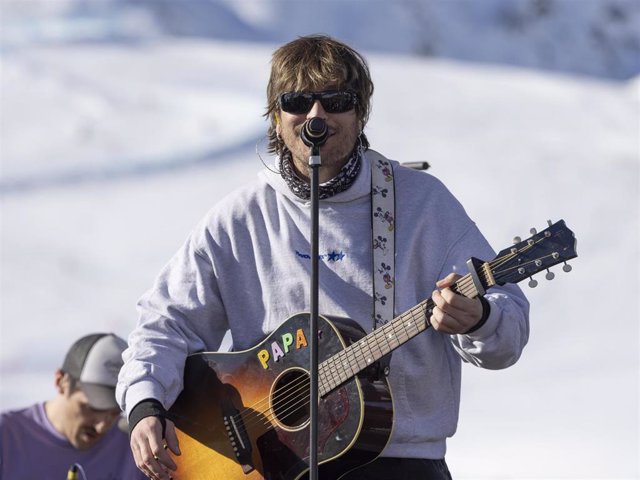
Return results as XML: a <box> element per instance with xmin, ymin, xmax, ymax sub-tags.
<box><xmin>167</xmin><ymin>220</ymin><xmax>577</xmax><ymax>479</ymax></box>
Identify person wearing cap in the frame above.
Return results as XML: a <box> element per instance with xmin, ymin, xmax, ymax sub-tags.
<box><xmin>0</xmin><ymin>333</ymin><xmax>145</xmax><ymax>479</ymax></box>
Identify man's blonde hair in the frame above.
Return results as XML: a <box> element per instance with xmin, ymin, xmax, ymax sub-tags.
<box><xmin>264</xmin><ymin>35</ymin><xmax>374</xmax><ymax>155</ymax></box>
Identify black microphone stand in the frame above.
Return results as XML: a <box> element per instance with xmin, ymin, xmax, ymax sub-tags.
<box><xmin>301</xmin><ymin>117</ymin><xmax>328</xmax><ymax>480</ymax></box>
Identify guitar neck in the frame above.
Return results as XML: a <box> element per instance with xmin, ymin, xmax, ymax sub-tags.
<box><xmin>319</xmin><ymin>269</ymin><xmax>488</xmax><ymax>396</ymax></box>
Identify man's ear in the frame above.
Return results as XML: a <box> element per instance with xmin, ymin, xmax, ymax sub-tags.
<box><xmin>275</xmin><ymin>113</ymin><xmax>281</xmax><ymax>136</ymax></box>
<box><xmin>54</xmin><ymin>369</ymin><xmax>70</xmax><ymax>394</ymax></box>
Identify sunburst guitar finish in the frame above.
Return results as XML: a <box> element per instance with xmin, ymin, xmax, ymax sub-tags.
<box><xmin>168</xmin><ymin>314</ymin><xmax>394</xmax><ymax>480</ymax></box>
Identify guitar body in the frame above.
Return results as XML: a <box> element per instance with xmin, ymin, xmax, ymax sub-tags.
<box><xmin>168</xmin><ymin>313</ymin><xmax>394</xmax><ymax>480</ymax></box>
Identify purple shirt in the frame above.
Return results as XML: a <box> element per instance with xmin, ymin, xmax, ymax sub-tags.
<box><xmin>0</xmin><ymin>403</ymin><xmax>145</xmax><ymax>480</ymax></box>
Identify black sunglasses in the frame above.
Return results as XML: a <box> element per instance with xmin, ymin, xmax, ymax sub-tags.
<box><xmin>278</xmin><ymin>90</ymin><xmax>358</xmax><ymax>114</ymax></box>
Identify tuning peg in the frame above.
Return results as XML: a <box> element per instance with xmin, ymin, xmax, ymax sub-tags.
<box><xmin>513</xmin><ymin>236</ymin><xmax>522</xmax><ymax>244</ymax></box>
<box><xmin>547</xmin><ymin>219</ymin><xmax>553</xmax><ymax>226</ymax></box>
<box><xmin>530</xmin><ymin>228</ymin><xmax>537</xmax><ymax>235</ymax></box>
<box><xmin>545</xmin><ymin>269</ymin><xmax>555</xmax><ymax>280</ymax></box>
<box><xmin>562</xmin><ymin>262</ymin><xmax>572</xmax><ymax>273</ymax></box>
<box><xmin>528</xmin><ymin>277</ymin><xmax>538</xmax><ymax>288</ymax></box>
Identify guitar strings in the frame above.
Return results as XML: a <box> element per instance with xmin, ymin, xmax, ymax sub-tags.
<box><xmin>229</xmin><ymin>283</ymin><xmax>478</xmax><ymax>432</ymax></box>
<box><xmin>234</xmin><ymin>301</ymin><xmax>437</xmax><ymax>432</ymax></box>
<box><xmin>229</xmin><ymin>280</ymin><xmax>473</xmax><ymax>431</ymax></box>
<box><xmin>233</xmin><ymin>324</ymin><xmax>391</xmax><ymax>428</ymax></box>
<box><xmin>229</xmin><ymin>301</ymin><xmax>433</xmax><ymax>431</ymax></box>
<box><xmin>225</xmin><ymin>244</ymin><xmax>535</xmax><ymax>433</ymax></box>
<box><xmin>234</xmin><ymin>287</ymin><xmax>479</xmax><ymax>432</ymax></box>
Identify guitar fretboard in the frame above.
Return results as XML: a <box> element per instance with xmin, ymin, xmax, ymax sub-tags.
<box><xmin>318</xmin><ymin>270</ymin><xmax>486</xmax><ymax>396</ymax></box>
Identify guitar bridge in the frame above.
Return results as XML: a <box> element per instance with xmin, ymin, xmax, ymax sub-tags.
<box><xmin>222</xmin><ymin>401</ymin><xmax>254</xmax><ymax>474</ymax></box>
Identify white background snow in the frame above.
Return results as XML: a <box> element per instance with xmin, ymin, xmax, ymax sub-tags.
<box><xmin>1</xmin><ymin>1</ymin><xmax>638</xmax><ymax>479</ymax></box>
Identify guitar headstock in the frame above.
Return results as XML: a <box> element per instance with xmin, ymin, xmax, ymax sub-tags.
<box><xmin>490</xmin><ymin>220</ymin><xmax>577</xmax><ymax>287</ymax></box>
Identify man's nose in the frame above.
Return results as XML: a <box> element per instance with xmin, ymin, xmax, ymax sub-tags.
<box><xmin>94</xmin><ymin>418</ymin><xmax>110</xmax><ymax>433</ymax></box>
<box><xmin>94</xmin><ymin>413</ymin><xmax>118</xmax><ymax>433</ymax></box>
<box><xmin>307</xmin><ymin>100</ymin><xmax>327</xmax><ymax>119</ymax></box>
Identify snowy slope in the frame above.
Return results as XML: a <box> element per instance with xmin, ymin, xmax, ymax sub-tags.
<box><xmin>2</xmin><ymin>0</ymin><xmax>640</xmax><ymax>79</ymax></box>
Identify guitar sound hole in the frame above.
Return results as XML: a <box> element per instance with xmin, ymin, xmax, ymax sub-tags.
<box><xmin>271</xmin><ymin>369</ymin><xmax>310</xmax><ymax>430</ymax></box>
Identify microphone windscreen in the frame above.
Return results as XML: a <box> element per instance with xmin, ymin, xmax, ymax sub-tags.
<box><xmin>301</xmin><ymin>118</ymin><xmax>328</xmax><ymax>147</ymax></box>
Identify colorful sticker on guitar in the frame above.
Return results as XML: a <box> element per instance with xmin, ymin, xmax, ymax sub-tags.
<box><xmin>257</xmin><ymin>328</ymin><xmax>308</xmax><ymax>369</ymax></box>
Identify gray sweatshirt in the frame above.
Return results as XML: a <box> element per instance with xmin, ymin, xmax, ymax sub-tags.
<box><xmin>116</xmin><ymin>150</ymin><xmax>529</xmax><ymax>459</ymax></box>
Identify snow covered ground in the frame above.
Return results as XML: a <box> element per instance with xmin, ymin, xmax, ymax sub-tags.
<box><xmin>1</xmin><ymin>34</ymin><xmax>638</xmax><ymax>480</ymax></box>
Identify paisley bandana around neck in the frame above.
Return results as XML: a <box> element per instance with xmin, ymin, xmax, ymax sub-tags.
<box><xmin>279</xmin><ymin>147</ymin><xmax>362</xmax><ymax>200</ymax></box>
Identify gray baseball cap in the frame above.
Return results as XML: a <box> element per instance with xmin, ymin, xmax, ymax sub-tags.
<box><xmin>61</xmin><ymin>333</ymin><xmax>127</xmax><ymax>410</ymax></box>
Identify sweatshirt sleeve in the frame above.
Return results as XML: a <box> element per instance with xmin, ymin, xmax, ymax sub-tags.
<box><xmin>116</xmin><ymin>224</ymin><xmax>230</xmax><ymax>417</ymax></box>
<box><xmin>450</xmin><ymin>285</ymin><xmax>530</xmax><ymax>369</ymax></box>
<box><xmin>442</xmin><ymin>225</ymin><xmax>531</xmax><ymax>370</ymax></box>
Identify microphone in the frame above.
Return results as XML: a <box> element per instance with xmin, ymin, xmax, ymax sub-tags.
<box><xmin>300</xmin><ymin>117</ymin><xmax>328</xmax><ymax>148</ymax></box>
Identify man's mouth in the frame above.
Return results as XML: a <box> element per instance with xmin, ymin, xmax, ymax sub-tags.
<box><xmin>82</xmin><ymin>428</ymin><xmax>100</xmax><ymax>442</ymax></box>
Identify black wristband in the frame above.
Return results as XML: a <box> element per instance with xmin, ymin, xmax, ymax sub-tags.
<box><xmin>464</xmin><ymin>296</ymin><xmax>491</xmax><ymax>334</ymax></box>
<box><xmin>128</xmin><ymin>398</ymin><xmax>167</xmax><ymax>437</ymax></box>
